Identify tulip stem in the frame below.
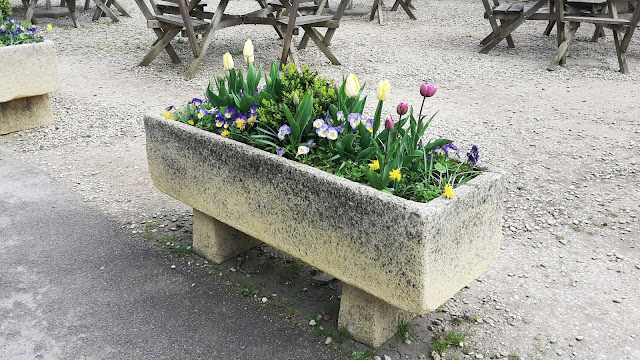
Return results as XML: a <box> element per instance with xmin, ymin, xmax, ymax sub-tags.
<box><xmin>419</xmin><ymin>97</ymin><xmax>426</xmax><ymax>119</ymax></box>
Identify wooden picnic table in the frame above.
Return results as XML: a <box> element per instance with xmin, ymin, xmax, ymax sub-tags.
<box><xmin>24</xmin><ymin>0</ymin><xmax>130</xmax><ymax>27</ymax></box>
<box><xmin>135</xmin><ymin>0</ymin><xmax>353</xmax><ymax>79</ymax></box>
<box><xmin>480</xmin><ymin>0</ymin><xmax>640</xmax><ymax>72</ymax></box>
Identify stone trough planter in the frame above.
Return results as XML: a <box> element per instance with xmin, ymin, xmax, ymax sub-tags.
<box><xmin>0</xmin><ymin>40</ymin><xmax>60</xmax><ymax>135</ymax></box>
<box><xmin>144</xmin><ymin>114</ymin><xmax>506</xmax><ymax>348</ymax></box>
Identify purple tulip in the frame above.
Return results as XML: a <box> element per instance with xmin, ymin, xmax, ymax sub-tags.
<box><xmin>420</xmin><ymin>83</ymin><xmax>437</xmax><ymax>98</ymax></box>
<box><xmin>396</xmin><ymin>102</ymin><xmax>409</xmax><ymax>116</ymax></box>
<box><xmin>384</xmin><ymin>118</ymin><xmax>394</xmax><ymax>131</ymax></box>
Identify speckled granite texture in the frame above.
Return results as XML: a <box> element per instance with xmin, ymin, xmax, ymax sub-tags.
<box><xmin>0</xmin><ymin>41</ymin><xmax>60</xmax><ymax>103</ymax></box>
<box><xmin>145</xmin><ymin>115</ymin><xmax>506</xmax><ymax>315</ymax></box>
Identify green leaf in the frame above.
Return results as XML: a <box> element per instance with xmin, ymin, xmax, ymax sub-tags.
<box><xmin>357</xmin><ymin>122</ymin><xmax>371</xmax><ymax>149</ymax></box>
<box><xmin>372</xmin><ymin>100</ymin><xmax>383</xmax><ymax>135</ymax></box>
<box><xmin>434</xmin><ymin>162</ymin><xmax>447</xmax><ymax>173</ymax></box>
<box><xmin>365</xmin><ymin>169</ymin><xmax>384</xmax><ymax>190</ymax></box>
<box><xmin>294</xmin><ymin>92</ymin><xmax>314</xmax><ymax>139</ymax></box>
<box><xmin>238</xmin><ymin>94</ymin><xmax>255</xmax><ymax>113</ymax></box>
<box><xmin>340</xmin><ymin>134</ymin><xmax>358</xmax><ymax>154</ymax></box>
<box><xmin>283</xmin><ymin>105</ymin><xmax>299</xmax><ymax>142</ymax></box>
<box><xmin>422</xmin><ymin>138</ymin><xmax>452</xmax><ymax>153</ymax></box>
<box><xmin>355</xmin><ymin>146</ymin><xmax>377</xmax><ymax>162</ymax></box>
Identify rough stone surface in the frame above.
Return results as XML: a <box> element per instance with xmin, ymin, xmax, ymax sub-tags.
<box><xmin>192</xmin><ymin>208</ymin><xmax>263</xmax><ymax>263</ymax></box>
<box><xmin>0</xmin><ymin>94</ymin><xmax>55</xmax><ymax>135</ymax></box>
<box><xmin>144</xmin><ymin>115</ymin><xmax>507</xmax><ymax>314</ymax></box>
<box><xmin>338</xmin><ymin>284</ymin><xmax>414</xmax><ymax>348</ymax></box>
<box><xmin>0</xmin><ymin>41</ymin><xmax>60</xmax><ymax>103</ymax></box>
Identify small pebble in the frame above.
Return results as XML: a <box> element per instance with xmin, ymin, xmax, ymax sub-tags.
<box><xmin>309</xmin><ymin>319</ymin><xmax>316</xmax><ymax>326</ymax></box>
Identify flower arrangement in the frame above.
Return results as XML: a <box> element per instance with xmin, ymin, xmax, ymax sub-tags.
<box><xmin>166</xmin><ymin>40</ymin><xmax>482</xmax><ymax>203</ymax></box>
<box><xmin>0</xmin><ymin>15</ymin><xmax>50</xmax><ymax>47</ymax></box>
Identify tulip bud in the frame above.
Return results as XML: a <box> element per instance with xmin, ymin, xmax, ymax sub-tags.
<box><xmin>344</xmin><ymin>74</ymin><xmax>360</xmax><ymax>98</ymax></box>
<box><xmin>396</xmin><ymin>102</ymin><xmax>408</xmax><ymax>116</ymax></box>
<box><xmin>223</xmin><ymin>52</ymin><xmax>234</xmax><ymax>70</ymax></box>
<box><xmin>377</xmin><ymin>80</ymin><xmax>390</xmax><ymax>101</ymax></box>
<box><xmin>292</xmin><ymin>92</ymin><xmax>300</xmax><ymax>106</ymax></box>
<box><xmin>384</xmin><ymin>118</ymin><xmax>394</xmax><ymax>131</ymax></box>
<box><xmin>243</xmin><ymin>39</ymin><xmax>254</xmax><ymax>63</ymax></box>
<box><xmin>420</xmin><ymin>82</ymin><xmax>437</xmax><ymax>97</ymax></box>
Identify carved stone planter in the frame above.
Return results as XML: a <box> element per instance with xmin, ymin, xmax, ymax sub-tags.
<box><xmin>144</xmin><ymin>115</ymin><xmax>506</xmax><ymax>348</ymax></box>
<box><xmin>0</xmin><ymin>40</ymin><xmax>60</xmax><ymax>135</ymax></box>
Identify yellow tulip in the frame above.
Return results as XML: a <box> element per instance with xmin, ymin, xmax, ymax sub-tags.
<box><xmin>243</xmin><ymin>39</ymin><xmax>254</xmax><ymax>63</ymax></box>
<box><xmin>344</xmin><ymin>74</ymin><xmax>359</xmax><ymax>98</ymax></box>
<box><xmin>377</xmin><ymin>80</ymin><xmax>390</xmax><ymax>101</ymax></box>
<box><xmin>223</xmin><ymin>52</ymin><xmax>234</xmax><ymax>70</ymax></box>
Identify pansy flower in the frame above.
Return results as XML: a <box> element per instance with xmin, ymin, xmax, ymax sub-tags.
<box><xmin>192</xmin><ymin>98</ymin><xmax>203</xmax><ymax>106</ymax></box>
<box><xmin>297</xmin><ymin>146</ymin><xmax>310</xmax><ymax>155</ymax></box>
<box><xmin>215</xmin><ymin>113</ymin><xmax>225</xmax><ymax>127</ymax></box>
<box><xmin>365</xmin><ymin>119</ymin><xmax>374</xmax><ymax>132</ymax></box>
<box><xmin>163</xmin><ymin>105</ymin><xmax>175</xmax><ymax>120</ymax></box>
<box><xmin>467</xmin><ymin>145</ymin><xmax>479</xmax><ymax>166</ymax></box>
<box><xmin>223</xmin><ymin>107</ymin><xmax>236</xmax><ymax>119</ymax></box>
<box><xmin>197</xmin><ymin>108</ymin><xmax>207</xmax><ymax>119</ymax></box>
<box><xmin>276</xmin><ymin>147</ymin><xmax>284</xmax><ymax>157</ymax></box>
<box><xmin>347</xmin><ymin>113</ymin><xmax>362</xmax><ymax>129</ymax></box>
<box><xmin>278</xmin><ymin>125</ymin><xmax>291</xmax><ymax>140</ymax></box>
<box><xmin>313</xmin><ymin>119</ymin><xmax>325</xmax><ymax>129</ymax></box>
<box><xmin>327</xmin><ymin>127</ymin><xmax>338</xmax><ymax>140</ymax></box>
<box><xmin>316</xmin><ymin>123</ymin><xmax>328</xmax><ymax>138</ymax></box>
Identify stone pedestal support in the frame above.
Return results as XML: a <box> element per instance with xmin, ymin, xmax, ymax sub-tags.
<box><xmin>0</xmin><ymin>95</ymin><xmax>55</xmax><ymax>135</ymax></box>
<box><xmin>338</xmin><ymin>283</ymin><xmax>415</xmax><ymax>348</ymax></box>
<box><xmin>192</xmin><ymin>209</ymin><xmax>262</xmax><ymax>264</ymax></box>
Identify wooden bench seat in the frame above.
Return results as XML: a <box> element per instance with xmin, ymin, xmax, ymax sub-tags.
<box><xmin>267</xmin><ymin>0</ymin><xmax>318</xmax><ymax>12</ymax></box>
<box><xmin>148</xmin><ymin>14</ymin><xmax>209</xmax><ymax>29</ymax></box>
<box><xmin>277</xmin><ymin>14</ymin><xmax>336</xmax><ymax>27</ymax></box>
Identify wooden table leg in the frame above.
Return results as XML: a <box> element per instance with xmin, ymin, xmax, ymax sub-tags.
<box><xmin>280</xmin><ymin>0</ymin><xmax>300</xmax><ymax>66</ymax></box>
<box><xmin>26</xmin><ymin>0</ymin><xmax>38</xmax><ymax>24</ymax></box>
<box><xmin>547</xmin><ymin>21</ymin><xmax>578</xmax><ymax>70</ymax></box>
<box><xmin>140</xmin><ymin>27</ymin><xmax>182</xmax><ymax>66</ymax></box>
<box><xmin>92</xmin><ymin>0</ymin><xmax>119</xmax><ymax>21</ymax></box>
<box><xmin>186</xmin><ymin>0</ymin><xmax>230</xmax><ymax>79</ymax></box>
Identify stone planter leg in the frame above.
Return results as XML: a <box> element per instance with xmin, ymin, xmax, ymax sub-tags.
<box><xmin>338</xmin><ymin>283</ymin><xmax>415</xmax><ymax>348</ymax></box>
<box><xmin>0</xmin><ymin>95</ymin><xmax>55</xmax><ymax>135</ymax></box>
<box><xmin>192</xmin><ymin>209</ymin><xmax>262</xmax><ymax>264</ymax></box>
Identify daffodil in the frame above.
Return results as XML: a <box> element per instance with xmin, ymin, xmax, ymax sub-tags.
<box><xmin>223</xmin><ymin>52</ymin><xmax>234</xmax><ymax>70</ymax></box>
<box><xmin>442</xmin><ymin>184</ymin><xmax>455</xmax><ymax>199</ymax></box>
<box><xmin>389</xmin><ymin>168</ymin><xmax>402</xmax><ymax>182</ymax></box>
<box><xmin>377</xmin><ymin>80</ymin><xmax>390</xmax><ymax>101</ymax></box>
<box><xmin>369</xmin><ymin>160</ymin><xmax>380</xmax><ymax>171</ymax></box>
<box><xmin>344</xmin><ymin>74</ymin><xmax>359</xmax><ymax>98</ymax></box>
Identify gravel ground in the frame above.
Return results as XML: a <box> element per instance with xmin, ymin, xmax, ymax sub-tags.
<box><xmin>2</xmin><ymin>0</ymin><xmax>639</xmax><ymax>359</ymax></box>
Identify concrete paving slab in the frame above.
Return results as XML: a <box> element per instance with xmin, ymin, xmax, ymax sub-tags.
<box><xmin>0</xmin><ymin>157</ymin><xmax>340</xmax><ymax>359</ymax></box>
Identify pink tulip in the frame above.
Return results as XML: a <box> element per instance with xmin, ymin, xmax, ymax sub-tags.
<box><xmin>384</xmin><ymin>118</ymin><xmax>395</xmax><ymax>131</ymax></box>
<box><xmin>396</xmin><ymin>102</ymin><xmax>409</xmax><ymax>116</ymax></box>
<box><xmin>420</xmin><ymin>83</ymin><xmax>437</xmax><ymax>98</ymax></box>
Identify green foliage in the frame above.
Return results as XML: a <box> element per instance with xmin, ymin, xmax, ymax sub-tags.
<box><xmin>347</xmin><ymin>350</ymin><xmax>375</xmax><ymax>360</ymax></box>
<box><xmin>169</xmin><ymin>57</ymin><xmax>482</xmax><ymax>204</ymax></box>
<box><xmin>431</xmin><ymin>331</ymin><xmax>466</xmax><ymax>355</ymax></box>
<box><xmin>395</xmin><ymin>320</ymin><xmax>417</xmax><ymax>342</ymax></box>
<box><xmin>0</xmin><ymin>0</ymin><xmax>11</xmax><ymax>20</ymax></box>
<box><xmin>280</xmin><ymin>260</ymin><xmax>302</xmax><ymax>283</ymax></box>
<box><xmin>311</xmin><ymin>326</ymin><xmax>350</xmax><ymax>343</ymax></box>
<box><xmin>242</xmin><ymin>283</ymin><xmax>260</xmax><ymax>297</ymax></box>
<box><xmin>256</xmin><ymin>63</ymin><xmax>336</xmax><ymax>129</ymax></box>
